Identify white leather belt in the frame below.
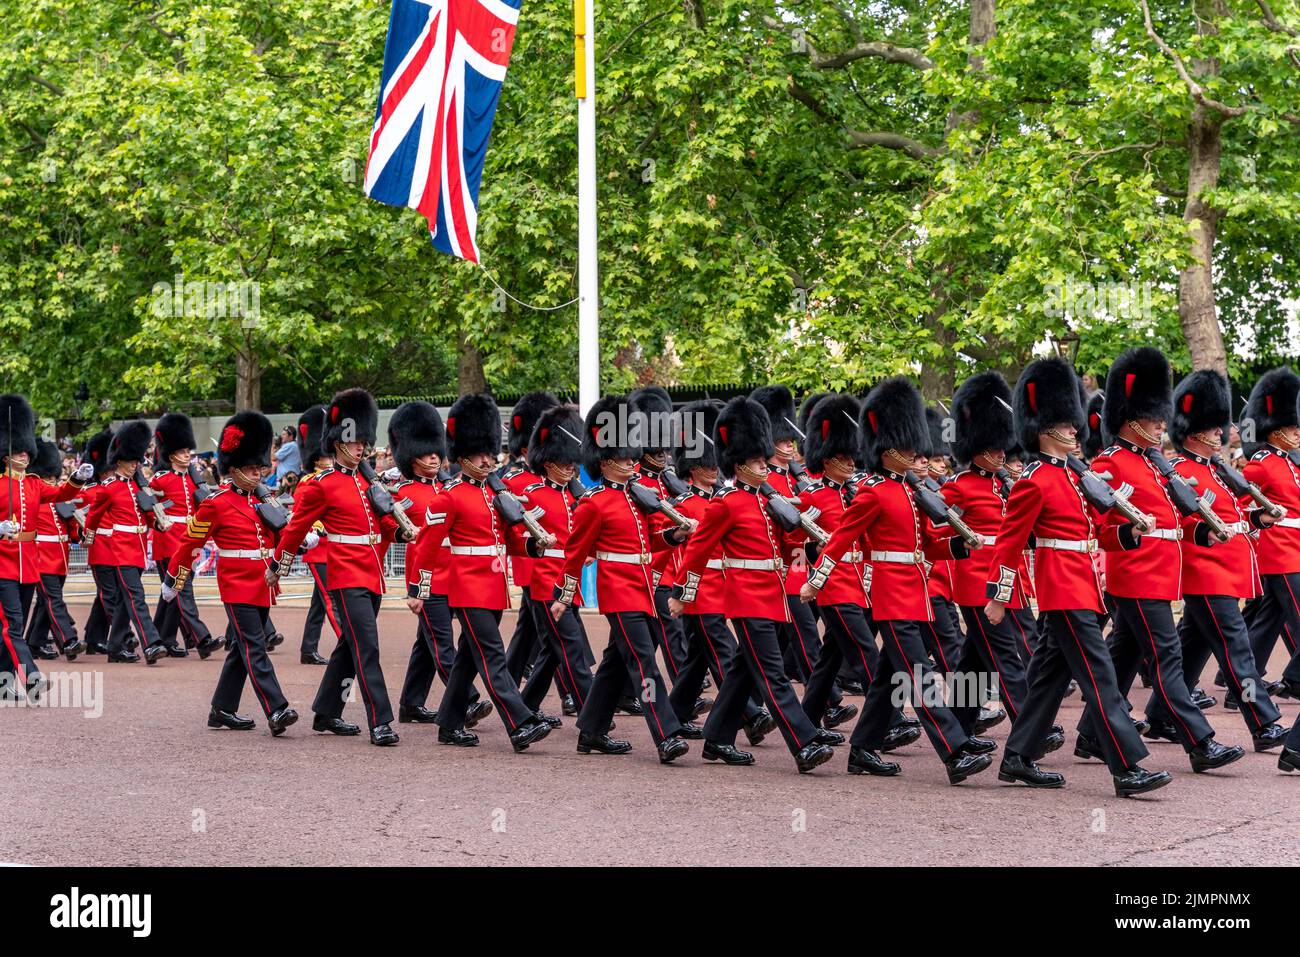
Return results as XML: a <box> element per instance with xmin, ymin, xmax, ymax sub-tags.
<box><xmin>1144</xmin><ymin>528</ymin><xmax>1183</xmax><ymax>541</ymax></box>
<box><xmin>218</xmin><ymin>548</ymin><xmax>271</xmax><ymax>559</ymax></box>
<box><xmin>450</xmin><ymin>544</ymin><xmax>505</xmax><ymax>556</ymax></box>
<box><xmin>596</xmin><ymin>550</ymin><xmax>651</xmax><ymax>565</ymax></box>
<box><xmin>327</xmin><ymin>533</ymin><xmax>381</xmax><ymax>545</ymax></box>
<box><xmin>541</xmin><ymin>548</ymin><xmax>566</xmax><ymax>558</ymax></box>
<box><xmin>870</xmin><ymin>550</ymin><xmax>923</xmax><ymax>564</ymax></box>
<box><xmin>1036</xmin><ymin>538</ymin><xmax>1097</xmax><ymax>553</ymax></box>
<box><xmin>36</xmin><ymin>534</ymin><xmax>68</xmax><ymax>543</ymax></box>
<box><xmin>705</xmin><ymin>559</ymin><xmax>724</xmax><ymax>570</ymax></box>
<box><xmin>1275</xmin><ymin>517</ymin><xmax>1300</xmax><ymax>529</ymax></box>
<box><xmin>98</xmin><ymin>524</ymin><xmax>146</xmax><ymax>536</ymax></box>
<box><xmin>841</xmin><ymin>550</ymin><xmax>864</xmax><ymax>563</ymax></box>
<box><xmin>723</xmin><ymin>557</ymin><xmax>781</xmax><ymax>570</ymax></box>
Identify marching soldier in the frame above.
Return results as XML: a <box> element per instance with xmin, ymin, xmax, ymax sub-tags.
<box><xmin>149</xmin><ymin>412</ymin><xmax>218</xmax><ymax>658</ymax></box>
<box><xmin>921</xmin><ymin>407</ymin><xmax>965</xmax><ymax>679</ymax></box>
<box><xmin>388</xmin><ymin>400</ymin><xmax>491</xmax><ymax>727</ymax></box>
<box><xmin>23</xmin><ymin>439</ymin><xmax>85</xmax><ymax>661</ymax></box>
<box><xmin>548</xmin><ymin>394</ymin><xmax>693</xmax><ymax>763</ymax></box>
<box><xmin>1142</xmin><ymin>370</ymin><xmax>1288</xmax><ymax>751</ymax></box>
<box><xmin>1075</xmin><ymin>348</ymin><xmax>1243</xmax><ymax>773</ymax></box>
<box><xmin>77</xmin><ymin>430</ymin><xmax>114</xmax><ymax>655</ymax></box>
<box><xmin>294</xmin><ymin>405</ymin><xmax>338</xmax><ymax>666</ymax></box>
<box><xmin>801</xmin><ymin>379</ymin><xmax>989</xmax><ymax>783</ymax></box>
<box><xmin>985</xmin><ymin>356</ymin><xmax>1171</xmax><ymax>796</ymax></box>
<box><xmin>407</xmin><ymin>393</ymin><xmax>553</xmax><ymax>751</ymax></box>
<box><xmin>1</xmin><ymin>395</ymin><xmax>91</xmax><ymax>695</ymax></box>
<box><xmin>84</xmin><ymin>420</ymin><xmax>168</xmax><ymax>665</ymax></box>
<box><xmin>270</xmin><ymin>388</ymin><xmax>410</xmax><ymax>746</ymax></box>
<box><xmin>164</xmin><ymin>412</ymin><xmax>297</xmax><ymax>736</ymax></box>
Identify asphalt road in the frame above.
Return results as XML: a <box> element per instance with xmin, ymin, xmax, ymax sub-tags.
<box><xmin>5</xmin><ymin>596</ymin><xmax>1298</xmax><ymax>866</ymax></box>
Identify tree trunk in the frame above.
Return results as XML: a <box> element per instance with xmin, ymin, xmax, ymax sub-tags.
<box><xmin>234</xmin><ymin>346</ymin><xmax>261</xmax><ymax>411</ymax></box>
<box><xmin>458</xmin><ymin>334</ymin><xmax>486</xmax><ymax>394</ymax></box>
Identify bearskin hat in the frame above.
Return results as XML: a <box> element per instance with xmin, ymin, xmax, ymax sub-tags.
<box><xmin>446</xmin><ymin>393</ymin><xmax>502</xmax><ymax>461</ymax></box>
<box><xmin>0</xmin><ymin>393</ymin><xmax>38</xmax><ymax>464</ymax></box>
<box><xmin>82</xmin><ymin>430</ymin><xmax>112</xmax><ymax>480</ymax></box>
<box><xmin>1243</xmin><ymin>367</ymin><xmax>1300</xmax><ymax>442</ymax></box>
<box><xmin>526</xmin><ymin>405</ymin><xmax>584</xmax><ymax>475</ymax></box>
<box><xmin>629</xmin><ymin>386</ymin><xmax>675</xmax><ymax>455</ymax></box>
<box><xmin>924</xmin><ymin>407</ymin><xmax>951</xmax><ymax>461</ymax></box>
<box><xmin>716</xmin><ymin>397</ymin><xmax>775</xmax><ymax>479</ymax></box>
<box><xmin>859</xmin><ymin>377</ymin><xmax>927</xmax><ymax>472</ymax></box>
<box><xmin>508</xmin><ymin>391</ymin><xmax>559</xmax><ymax>458</ymax></box>
<box><xmin>30</xmin><ymin>439</ymin><xmax>62</xmax><ymax>480</ymax></box>
<box><xmin>153</xmin><ymin>412</ymin><xmax>196</xmax><ymax>461</ymax></box>
<box><xmin>107</xmin><ymin>420</ymin><xmax>152</xmax><ymax>466</ymax></box>
<box><xmin>323</xmin><ymin>388</ymin><xmax>378</xmax><ymax>452</ymax></box>
<box><xmin>1169</xmin><ymin>370</ymin><xmax>1231</xmax><ymax>448</ymax></box>
<box><xmin>1014</xmin><ymin>357</ymin><xmax>1086</xmax><ymax>453</ymax></box>
<box><xmin>1081</xmin><ymin>391</ymin><xmax>1107</xmax><ymax>460</ymax></box>
<box><xmin>1103</xmin><ymin>347</ymin><xmax>1173</xmax><ymax>438</ymax></box>
<box><xmin>750</xmin><ymin>385</ymin><xmax>799</xmax><ymax>446</ymax></box>
<box><xmin>581</xmin><ymin>394</ymin><xmax>640</xmax><ymax>477</ymax></box>
<box><xmin>218</xmin><ymin>411</ymin><xmax>274</xmax><ymax>474</ymax></box>
<box><xmin>951</xmin><ymin>371</ymin><xmax>1014</xmax><ymax>464</ymax></box>
<box><xmin>388</xmin><ymin>401</ymin><xmax>448</xmax><ymax>479</ymax></box>
<box><xmin>297</xmin><ymin>405</ymin><xmax>329</xmax><ymax>469</ymax></box>
<box><xmin>804</xmin><ymin>394</ymin><xmax>860</xmax><ymax>475</ymax></box>
<box><xmin>673</xmin><ymin>399</ymin><xmax>722</xmax><ymax>477</ymax></box>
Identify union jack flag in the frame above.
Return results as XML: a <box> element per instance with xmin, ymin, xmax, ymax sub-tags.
<box><xmin>364</xmin><ymin>0</ymin><xmax>523</xmax><ymax>264</ymax></box>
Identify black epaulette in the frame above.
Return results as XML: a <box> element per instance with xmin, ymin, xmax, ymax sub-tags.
<box><xmin>208</xmin><ymin>485</ymin><xmax>230</xmax><ymax>499</ymax></box>
<box><xmin>715</xmin><ymin>486</ymin><xmax>738</xmax><ymax>498</ymax></box>
<box><xmin>523</xmin><ymin>481</ymin><xmax>545</xmax><ymax>495</ymax></box>
<box><xmin>861</xmin><ymin>474</ymin><xmax>885</xmax><ymax>488</ymax></box>
<box><xmin>502</xmin><ymin>465</ymin><xmax>524</xmax><ymax>480</ymax></box>
<box><xmin>1100</xmin><ymin>445</ymin><xmax>1120</xmax><ymax>456</ymax></box>
<box><xmin>1251</xmin><ymin>448</ymin><xmax>1270</xmax><ymax>461</ymax></box>
<box><xmin>1021</xmin><ymin>461</ymin><xmax>1043</xmax><ymax>478</ymax></box>
<box><xmin>805</xmin><ymin>479</ymin><xmax>825</xmax><ymax>493</ymax></box>
<box><xmin>443</xmin><ymin>477</ymin><xmax>464</xmax><ymax>490</ymax></box>
<box><xmin>670</xmin><ymin>491</ymin><xmax>691</xmax><ymax>506</ymax></box>
<box><xmin>311</xmin><ymin>467</ymin><xmax>335</xmax><ymax>481</ymax></box>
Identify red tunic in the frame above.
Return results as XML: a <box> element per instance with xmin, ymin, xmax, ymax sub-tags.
<box><xmin>1172</xmin><ymin>452</ymin><xmax>1261</xmax><ymax>598</ymax></box>
<box><xmin>635</xmin><ymin>465</ymin><xmax>680</xmax><ymax>587</ymax></box>
<box><xmin>801</xmin><ymin>478</ymin><xmax>868</xmax><ymax>609</ymax></box>
<box><xmin>766</xmin><ymin>465</ymin><xmax>808</xmax><ymax>595</ymax></box>
<box><xmin>502</xmin><ymin>464</ymin><xmax>540</xmax><ymax>589</ymax></box>
<box><xmin>296</xmin><ymin>470</ymin><xmax>330</xmax><ymax>566</ymax></box>
<box><xmin>391</xmin><ymin>476</ymin><xmax>442</xmax><ymax>592</ymax></box>
<box><xmin>676</xmin><ymin>482</ymin><xmax>791</xmax><ymax>622</ymax></box>
<box><xmin>35</xmin><ymin>494</ymin><xmax>76</xmax><ymax>577</ymax></box>
<box><xmin>985</xmin><ymin>455</ymin><xmax>1105</xmax><ymax>614</ymax></box>
<box><xmin>148</xmin><ymin>468</ymin><xmax>200</xmax><ymax>562</ymax></box>
<box><xmin>520</xmin><ymin>478</ymin><xmax>583</xmax><ymax>607</ymax></box>
<box><xmin>670</xmin><ymin>487</ymin><xmax>724</xmax><ymax>615</ymax></box>
<box><xmin>0</xmin><ymin>473</ymin><xmax>81</xmax><ymax>582</ymax></box>
<box><xmin>1240</xmin><ymin>446</ymin><xmax>1300</xmax><ymax>576</ymax></box>
<box><xmin>941</xmin><ymin>467</ymin><xmax>1027</xmax><ymax>609</ymax></box>
<box><xmin>84</xmin><ymin>474</ymin><xmax>150</xmax><ymax>569</ymax></box>
<box><xmin>168</xmin><ymin>486</ymin><xmax>279</xmax><ymax>606</ymax></box>
<box><xmin>274</xmin><ymin>466</ymin><xmax>397</xmax><ymax>594</ymax></box>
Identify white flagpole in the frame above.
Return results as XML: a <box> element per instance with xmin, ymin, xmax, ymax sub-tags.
<box><xmin>576</xmin><ymin>0</ymin><xmax>598</xmax><ymax>417</ymax></box>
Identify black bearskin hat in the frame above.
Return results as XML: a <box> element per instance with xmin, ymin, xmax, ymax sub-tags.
<box><xmin>673</xmin><ymin>399</ymin><xmax>722</xmax><ymax>477</ymax></box>
<box><xmin>750</xmin><ymin>385</ymin><xmax>799</xmax><ymax>446</ymax></box>
<box><xmin>798</xmin><ymin>391</ymin><xmax>831</xmax><ymax>453</ymax></box>
<box><xmin>218</xmin><ymin>411</ymin><xmax>274</xmax><ymax>474</ymax></box>
<box><xmin>1170</xmin><ymin>370</ymin><xmax>1231</xmax><ymax>447</ymax></box>
<box><xmin>0</xmin><ymin>393</ymin><xmax>38</xmax><ymax>464</ymax></box>
<box><xmin>527</xmin><ymin>405</ymin><xmax>584</xmax><ymax>475</ymax></box>
<box><xmin>153</xmin><ymin>412</ymin><xmax>196</xmax><ymax>461</ymax></box>
<box><xmin>1081</xmin><ymin>391</ymin><xmax>1106</xmax><ymax>460</ymax></box>
<box><xmin>859</xmin><ymin>377</ymin><xmax>927</xmax><ymax>472</ymax></box>
<box><xmin>582</xmin><ymin>395</ymin><xmax>641</xmax><ymax>477</ymax></box>
<box><xmin>297</xmin><ymin>405</ymin><xmax>329</xmax><ymax>469</ymax></box>
<box><xmin>446</xmin><ymin>393</ymin><xmax>502</xmax><ymax>461</ymax></box>
<box><xmin>323</xmin><ymin>388</ymin><xmax>378</xmax><ymax>452</ymax></box>
<box><xmin>629</xmin><ymin>386</ymin><xmax>675</xmax><ymax>456</ymax></box>
<box><xmin>952</xmin><ymin>371</ymin><xmax>1014</xmax><ymax>464</ymax></box>
<box><xmin>1103</xmin><ymin>347</ymin><xmax>1173</xmax><ymax>438</ymax></box>
<box><xmin>924</xmin><ymin>407</ymin><xmax>951</xmax><ymax>461</ymax></box>
<box><xmin>388</xmin><ymin>401</ymin><xmax>447</xmax><ymax>479</ymax></box>
<box><xmin>30</xmin><ymin>439</ymin><xmax>62</xmax><ymax>479</ymax></box>
<box><xmin>715</xmin><ymin>397</ymin><xmax>774</xmax><ymax>479</ymax></box>
<box><xmin>508</xmin><ymin>391</ymin><xmax>559</xmax><ymax>458</ymax></box>
<box><xmin>107</xmin><ymin>420</ymin><xmax>152</xmax><ymax>466</ymax></box>
<box><xmin>1243</xmin><ymin>367</ymin><xmax>1300</xmax><ymax>442</ymax></box>
<box><xmin>82</xmin><ymin>430</ymin><xmax>112</xmax><ymax>480</ymax></box>
<box><xmin>1013</xmin><ymin>357</ymin><xmax>1086</xmax><ymax>453</ymax></box>
<box><xmin>804</xmin><ymin>394</ymin><xmax>860</xmax><ymax>475</ymax></box>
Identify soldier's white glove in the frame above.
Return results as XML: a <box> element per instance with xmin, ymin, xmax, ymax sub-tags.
<box><xmin>0</xmin><ymin>520</ymin><xmax>18</xmax><ymax>539</ymax></box>
<box><xmin>72</xmin><ymin>463</ymin><xmax>94</xmax><ymax>483</ymax></box>
<box><xmin>303</xmin><ymin>530</ymin><xmax>320</xmax><ymax>550</ymax></box>
<box><xmin>160</xmin><ymin>582</ymin><xmax>178</xmax><ymax>602</ymax></box>
<box><xmin>382</xmin><ymin>467</ymin><xmax>402</xmax><ymax>483</ymax></box>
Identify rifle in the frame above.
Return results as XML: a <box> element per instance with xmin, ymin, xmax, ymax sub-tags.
<box><xmin>132</xmin><ymin>466</ymin><xmax>173</xmax><ymax>531</ymax></box>
<box><xmin>566</xmin><ymin>477</ymin><xmax>587</xmax><ymax>501</ymax></box>
<box><xmin>657</xmin><ymin>464</ymin><xmax>690</xmax><ymax>498</ymax></box>
<box><xmin>626</xmin><ymin>480</ymin><xmax>694</xmax><ymax>531</ymax></box>
<box><xmin>252</xmin><ymin>483</ymin><xmax>290</xmax><ymax>532</ymax></box>
<box><xmin>904</xmin><ymin>471</ymin><xmax>983</xmax><ymax>550</ymax></box>
<box><xmin>756</xmin><ymin>482</ymin><xmax>830</xmax><ymax>547</ymax></box>
<box><xmin>54</xmin><ymin>500</ymin><xmax>79</xmax><ymax>522</ymax></box>
<box><xmin>357</xmin><ymin>459</ymin><xmax>418</xmax><ymax>541</ymax></box>
<box><xmin>1209</xmin><ymin>453</ymin><xmax>1283</xmax><ymax>519</ymax></box>
<box><xmin>1064</xmin><ymin>455</ymin><xmax>1153</xmax><ymax>533</ymax></box>
<box><xmin>1144</xmin><ymin>447</ymin><xmax>1232</xmax><ymax>540</ymax></box>
<box><xmin>995</xmin><ymin>466</ymin><xmax>1015</xmax><ymax>498</ymax></box>
<box><xmin>484</xmin><ymin>471</ymin><xmax>551</xmax><ymax>543</ymax></box>
<box><xmin>188</xmin><ymin>462</ymin><xmax>214</xmax><ymax>503</ymax></box>
<box><xmin>787</xmin><ymin>458</ymin><xmax>814</xmax><ymax>495</ymax></box>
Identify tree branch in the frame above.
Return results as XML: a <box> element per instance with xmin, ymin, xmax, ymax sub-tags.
<box><xmin>1255</xmin><ymin>0</ymin><xmax>1298</xmax><ymax>36</ymax></box>
<box><xmin>761</xmin><ymin>15</ymin><xmax>934</xmax><ymax>72</ymax></box>
<box><xmin>26</xmin><ymin>73</ymin><xmax>64</xmax><ymax>96</ymax></box>
<box><xmin>847</xmin><ymin>129</ymin><xmax>943</xmax><ymax>159</ymax></box>
<box><xmin>1139</xmin><ymin>0</ymin><xmax>1247</xmax><ymax>117</ymax></box>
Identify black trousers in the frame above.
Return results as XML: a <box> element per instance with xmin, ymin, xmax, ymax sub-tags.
<box><xmin>25</xmin><ymin>573</ymin><xmax>79</xmax><ymax>652</ymax></box>
<box><xmin>704</xmin><ymin>616</ymin><xmax>820</xmax><ymax>755</ymax></box>
<box><xmin>1247</xmin><ymin>573</ymin><xmax>1300</xmax><ymax>687</ymax></box>
<box><xmin>1011</xmin><ymin>608</ymin><xmax>1149</xmax><ymax>774</ymax></box>
<box><xmin>213</xmin><ymin>604</ymin><xmax>288</xmax><ymax>717</ymax></box>
<box><xmin>95</xmin><ymin>564</ymin><xmax>161</xmax><ymax>655</ymax></box>
<box><xmin>1007</xmin><ymin>605</ymin><xmax>1039</xmax><ymax>662</ymax></box>
<box><xmin>852</xmin><ymin>617</ymin><xmax>969</xmax><ymax>762</ymax></box>
<box><xmin>651</xmin><ymin>585</ymin><xmax>688</xmax><ymax>681</ymax></box>
<box><xmin>804</xmin><ymin>603</ymin><xmax>904</xmax><ymax>730</ymax></box>
<box><xmin>438</xmin><ymin>607</ymin><xmax>535</xmax><ymax>734</ymax></box>
<box><xmin>312</xmin><ymin>588</ymin><xmax>392</xmax><ymax>729</ymax></box>
<box><xmin>1147</xmin><ymin>594</ymin><xmax>1282</xmax><ymax>736</ymax></box>
<box><xmin>578</xmin><ymin>610</ymin><xmax>681</xmax><ymax>745</ymax></box>
<box><xmin>956</xmin><ymin>604</ymin><xmax>1030</xmax><ymax>729</ymax></box>
<box><xmin>1079</xmin><ymin>596</ymin><xmax>1213</xmax><ymax>751</ymax></box>
<box><xmin>521</xmin><ymin>600</ymin><xmax>593</xmax><ymax>712</ymax></box>
<box><xmin>300</xmin><ymin>563</ymin><xmax>339</xmax><ymax>657</ymax></box>
<box><xmin>398</xmin><ymin>593</ymin><xmax>478</xmax><ymax>712</ymax></box>
<box><xmin>504</xmin><ymin>585</ymin><xmax>541</xmax><ymax>678</ymax></box>
<box><xmin>779</xmin><ymin>595</ymin><xmax>841</xmax><ymax>704</ymax></box>
<box><xmin>922</xmin><ymin>597</ymin><xmax>965</xmax><ymax>674</ymax></box>
<box><xmin>153</xmin><ymin>564</ymin><xmax>212</xmax><ymax>650</ymax></box>
<box><xmin>668</xmin><ymin>613</ymin><xmax>762</xmax><ymax>725</ymax></box>
<box><xmin>0</xmin><ymin>579</ymin><xmax>39</xmax><ymax>689</ymax></box>
<box><xmin>83</xmin><ymin>581</ymin><xmax>110</xmax><ymax>651</ymax></box>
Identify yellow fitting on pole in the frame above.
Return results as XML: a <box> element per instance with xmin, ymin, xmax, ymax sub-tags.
<box><xmin>574</xmin><ymin>0</ymin><xmax>587</xmax><ymax>98</ymax></box>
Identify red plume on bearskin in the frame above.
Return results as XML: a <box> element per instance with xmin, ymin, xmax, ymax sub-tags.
<box><xmin>1243</xmin><ymin>367</ymin><xmax>1300</xmax><ymax>442</ymax></box>
<box><xmin>803</xmin><ymin>394</ymin><xmax>859</xmax><ymax>474</ymax></box>
<box><xmin>951</xmin><ymin>371</ymin><xmax>1013</xmax><ymax>464</ymax></box>
<box><xmin>446</xmin><ymin>393</ymin><xmax>502</xmax><ymax>461</ymax></box>
<box><xmin>1013</xmin><ymin>358</ymin><xmax>1085</xmax><ymax>453</ymax></box>
<box><xmin>858</xmin><ymin>377</ymin><xmax>927</xmax><ymax>472</ymax></box>
<box><xmin>1170</xmin><ymin>370</ymin><xmax>1231</xmax><ymax>447</ymax></box>
<box><xmin>1102</xmin><ymin>347</ymin><xmax>1173</xmax><ymax>438</ymax></box>
<box><xmin>715</xmin><ymin>396</ymin><xmax>774</xmax><ymax>479</ymax></box>
<box><xmin>217</xmin><ymin>411</ymin><xmax>273</xmax><ymax>474</ymax></box>
<box><xmin>527</xmin><ymin>404</ymin><xmax>584</xmax><ymax>475</ymax></box>
<box><xmin>323</xmin><ymin>388</ymin><xmax>378</xmax><ymax>451</ymax></box>
<box><xmin>508</xmin><ymin>391</ymin><xmax>559</xmax><ymax>458</ymax></box>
